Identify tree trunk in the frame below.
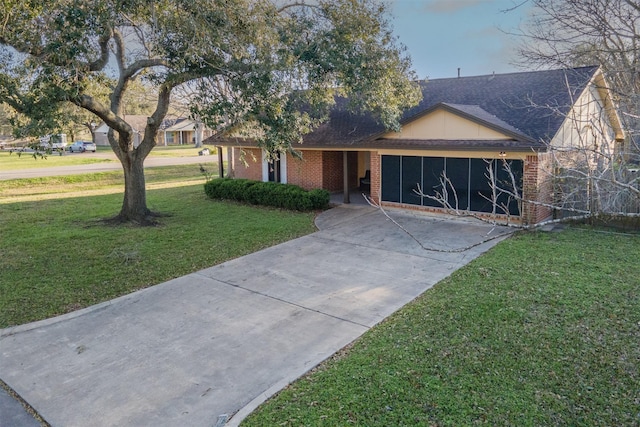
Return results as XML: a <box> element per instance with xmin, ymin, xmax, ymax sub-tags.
<box><xmin>194</xmin><ymin>121</ymin><xmax>203</xmax><ymax>148</ymax></box>
<box><xmin>107</xmin><ymin>126</ymin><xmax>157</xmax><ymax>225</ymax></box>
<box><xmin>117</xmin><ymin>152</ymin><xmax>152</xmax><ymax>224</ymax></box>
<box><xmin>102</xmin><ymin>84</ymin><xmax>170</xmax><ymax>225</ymax></box>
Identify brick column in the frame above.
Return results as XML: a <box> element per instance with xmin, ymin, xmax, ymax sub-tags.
<box><xmin>370</xmin><ymin>152</ymin><xmax>381</xmax><ymax>204</ymax></box>
<box><xmin>522</xmin><ymin>153</ymin><xmax>553</xmax><ymax>225</ymax></box>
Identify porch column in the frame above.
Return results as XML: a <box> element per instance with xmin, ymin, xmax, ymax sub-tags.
<box><xmin>227</xmin><ymin>146</ymin><xmax>234</xmax><ymax>178</ymax></box>
<box><xmin>217</xmin><ymin>146</ymin><xmax>224</xmax><ymax>178</ymax></box>
<box><xmin>343</xmin><ymin>151</ymin><xmax>350</xmax><ymax>204</ymax></box>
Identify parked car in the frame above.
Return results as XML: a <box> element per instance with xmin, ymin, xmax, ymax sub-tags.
<box><xmin>81</xmin><ymin>141</ymin><xmax>97</xmax><ymax>152</ymax></box>
<box><xmin>68</xmin><ymin>141</ymin><xmax>97</xmax><ymax>153</ymax></box>
<box><xmin>68</xmin><ymin>141</ymin><xmax>86</xmax><ymax>152</ymax></box>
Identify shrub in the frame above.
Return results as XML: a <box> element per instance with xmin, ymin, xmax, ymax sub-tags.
<box><xmin>204</xmin><ymin>179</ymin><xmax>330</xmax><ymax>211</ymax></box>
<box><xmin>308</xmin><ymin>188</ymin><xmax>330</xmax><ymax>210</ymax></box>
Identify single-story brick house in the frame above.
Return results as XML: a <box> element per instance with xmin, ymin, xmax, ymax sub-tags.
<box><xmin>205</xmin><ymin>66</ymin><xmax>625</xmax><ymax>225</ymax></box>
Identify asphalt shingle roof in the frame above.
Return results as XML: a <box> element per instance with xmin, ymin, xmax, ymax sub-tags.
<box><xmin>207</xmin><ymin>66</ymin><xmax>601</xmax><ymax>152</ymax></box>
<box><xmin>404</xmin><ymin>65</ymin><xmax>599</xmax><ymax>143</ymax></box>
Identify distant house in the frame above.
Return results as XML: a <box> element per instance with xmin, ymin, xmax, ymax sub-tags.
<box><xmin>95</xmin><ymin>116</ymin><xmax>213</xmax><ymax>147</ymax></box>
<box><xmin>161</xmin><ymin>118</ymin><xmax>213</xmax><ymax>146</ymax></box>
<box><xmin>205</xmin><ymin>66</ymin><xmax>625</xmax><ymax>225</ymax></box>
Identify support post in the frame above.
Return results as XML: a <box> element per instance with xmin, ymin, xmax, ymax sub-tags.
<box><xmin>343</xmin><ymin>151</ymin><xmax>350</xmax><ymax>204</ymax></box>
<box><xmin>227</xmin><ymin>146</ymin><xmax>234</xmax><ymax>178</ymax></box>
<box><xmin>217</xmin><ymin>146</ymin><xmax>224</xmax><ymax>178</ymax></box>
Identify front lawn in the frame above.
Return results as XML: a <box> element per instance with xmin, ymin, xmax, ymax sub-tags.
<box><xmin>0</xmin><ymin>144</ymin><xmax>210</xmax><ymax>171</ymax></box>
<box><xmin>242</xmin><ymin>228</ymin><xmax>640</xmax><ymax>426</ymax></box>
<box><xmin>0</xmin><ymin>149</ymin><xmax>114</xmax><ymax>170</ymax></box>
<box><xmin>148</xmin><ymin>145</ymin><xmax>214</xmax><ymax>157</ymax></box>
<box><xmin>0</xmin><ymin>163</ymin><xmax>219</xmax><ymax>203</ymax></box>
<box><xmin>0</xmin><ymin>175</ymin><xmax>316</xmax><ymax>327</ymax></box>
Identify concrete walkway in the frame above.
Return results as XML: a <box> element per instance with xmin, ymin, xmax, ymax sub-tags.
<box><xmin>0</xmin><ymin>205</ymin><xmax>512</xmax><ymax>426</ymax></box>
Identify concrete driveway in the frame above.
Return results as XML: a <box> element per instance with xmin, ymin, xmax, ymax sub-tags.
<box><xmin>0</xmin><ymin>205</ymin><xmax>512</xmax><ymax>426</ymax></box>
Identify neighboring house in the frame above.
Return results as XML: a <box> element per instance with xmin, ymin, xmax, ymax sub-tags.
<box><xmin>161</xmin><ymin>118</ymin><xmax>213</xmax><ymax>146</ymax></box>
<box><xmin>205</xmin><ymin>66</ymin><xmax>625</xmax><ymax>225</ymax></box>
<box><xmin>95</xmin><ymin>116</ymin><xmax>213</xmax><ymax>147</ymax></box>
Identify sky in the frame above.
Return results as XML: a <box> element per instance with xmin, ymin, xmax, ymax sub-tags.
<box><xmin>390</xmin><ymin>0</ymin><xmax>533</xmax><ymax>80</ymax></box>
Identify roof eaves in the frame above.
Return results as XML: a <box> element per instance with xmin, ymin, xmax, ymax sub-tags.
<box><xmin>371</xmin><ymin>138</ymin><xmax>547</xmax><ymax>152</ymax></box>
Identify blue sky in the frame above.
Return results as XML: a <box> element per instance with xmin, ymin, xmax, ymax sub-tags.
<box><xmin>391</xmin><ymin>0</ymin><xmax>533</xmax><ymax>80</ymax></box>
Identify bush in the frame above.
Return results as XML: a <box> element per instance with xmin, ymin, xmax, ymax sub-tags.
<box><xmin>204</xmin><ymin>179</ymin><xmax>330</xmax><ymax>211</ymax></box>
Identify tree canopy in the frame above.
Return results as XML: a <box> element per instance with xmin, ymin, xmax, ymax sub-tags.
<box><xmin>0</xmin><ymin>0</ymin><xmax>421</xmax><ymax>224</ymax></box>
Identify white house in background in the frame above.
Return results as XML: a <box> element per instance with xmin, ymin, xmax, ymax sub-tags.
<box><xmin>161</xmin><ymin>118</ymin><xmax>213</xmax><ymax>146</ymax></box>
<box><xmin>94</xmin><ymin>116</ymin><xmax>213</xmax><ymax>147</ymax></box>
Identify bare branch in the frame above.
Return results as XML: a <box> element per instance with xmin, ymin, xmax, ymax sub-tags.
<box><xmin>277</xmin><ymin>2</ymin><xmax>321</xmax><ymax>13</ymax></box>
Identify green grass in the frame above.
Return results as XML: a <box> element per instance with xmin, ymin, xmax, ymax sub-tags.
<box><xmin>242</xmin><ymin>229</ymin><xmax>640</xmax><ymax>426</ymax></box>
<box><xmin>0</xmin><ymin>144</ymin><xmax>212</xmax><ymax>170</ymax></box>
<box><xmin>0</xmin><ymin>163</ymin><xmax>218</xmax><ymax>202</ymax></box>
<box><xmin>0</xmin><ymin>173</ymin><xmax>316</xmax><ymax>328</ymax></box>
<box><xmin>148</xmin><ymin>145</ymin><xmax>216</xmax><ymax>157</ymax></box>
<box><xmin>0</xmin><ymin>150</ymin><xmax>114</xmax><ymax>170</ymax></box>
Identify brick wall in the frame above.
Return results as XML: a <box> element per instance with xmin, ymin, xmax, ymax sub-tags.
<box><xmin>370</xmin><ymin>152</ymin><xmax>381</xmax><ymax>204</ymax></box>
<box><xmin>322</xmin><ymin>151</ymin><xmax>344</xmax><ymax>191</ymax></box>
<box><xmin>286</xmin><ymin>151</ymin><xmax>324</xmax><ymax>190</ymax></box>
<box><xmin>348</xmin><ymin>152</ymin><xmax>359</xmax><ymax>187</ymax></box>
<box><xmin>233</xmin><ymin>147</ymin><xmax>262</xmax><ymax>181</ymax></box>
<box><xmin>230</xmin><ymin>148</ymin><xmax>376</xmax><ymax>199</ymax></box>
<box><xmin>522</xmin><ymin>153</ymin><xmax>553</xmax><ymax>225</ymax></box>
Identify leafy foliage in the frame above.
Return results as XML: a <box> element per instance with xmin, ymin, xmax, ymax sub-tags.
<box><xmin>0</xmin><ymin>0</ymin><xmax>420</xmax><ymax>222</ymax></box>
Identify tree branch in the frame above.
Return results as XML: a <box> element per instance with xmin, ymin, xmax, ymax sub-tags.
<box><xmin>88</xmin><ymin>30</ymin><xmax>113</xmax><ymax>72</ymax></box>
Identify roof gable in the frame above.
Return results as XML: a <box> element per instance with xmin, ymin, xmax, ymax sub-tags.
<box><xmin>164</xmin><ymin>118</ymin><xmax>197</xmax><ymax>132</ymax></box>
<box><xmin>382</xmin><ymin>103</ymin><xmax>526</xmax><ymax>141</ymax></box>
<box><xmin>401</xmin><ymin>66</ymin><xmax>601</xmax><ymax>143</ymax></box>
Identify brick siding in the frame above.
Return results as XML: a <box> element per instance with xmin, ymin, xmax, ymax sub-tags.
<box><xmin>370</xmin><ymin>152</ymin><xmax>381</xmax><ymax>204</ymax></box>
<box><xmin>286</xmin><ymin>151</ymin><xmax>324</xmax><ymax>190</ymax></box>
<box><xmin>522</xmin><ymin>153</ymin><xmax>553</xmax><ymax>225</ymax></box>
<box><xmin>322</xmin><ymin>151</ymin><xmax>344</xmax><ymax>191</ymax></box>
<box><xmin>233</xmin><ymin>147</ymin><xmax>262</xmax><ymax>181</ymax></box>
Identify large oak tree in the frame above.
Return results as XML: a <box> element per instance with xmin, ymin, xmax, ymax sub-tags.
<box><xmin>0</xmin><ymin>0</ymin><xmax>420</xmax><ymax>224</ymax></box>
